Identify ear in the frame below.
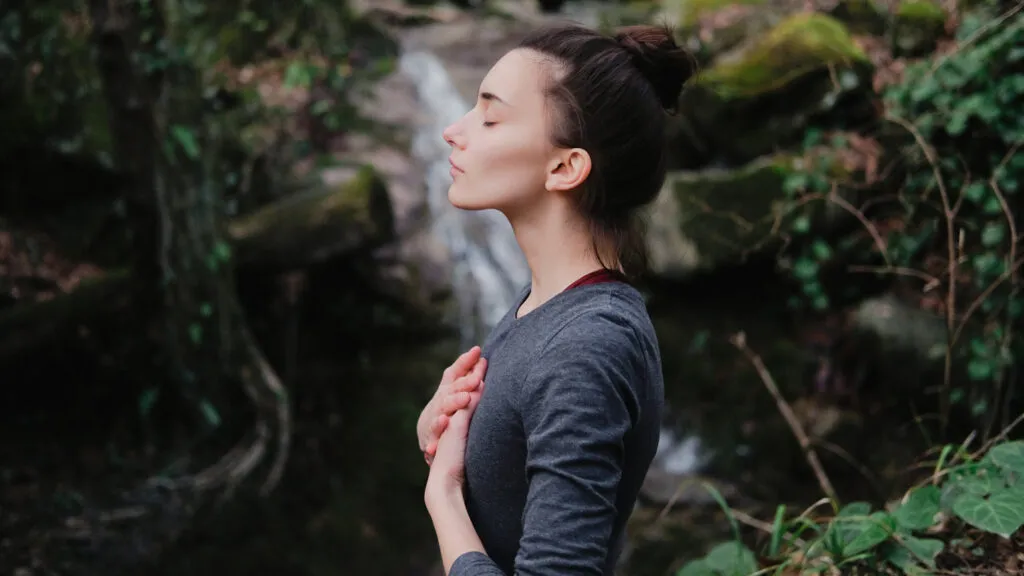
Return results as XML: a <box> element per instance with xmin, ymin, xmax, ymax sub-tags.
<box><xmin>544</xmin><ymin>148</ymin><xmax>591</xmax><ymax>193</ymax></box>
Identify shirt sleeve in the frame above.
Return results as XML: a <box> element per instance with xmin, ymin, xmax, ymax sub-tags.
<box><xmin>448</xmin><ymin>312</ymin><xmax>643</xmax><ymax>576</ymax></box>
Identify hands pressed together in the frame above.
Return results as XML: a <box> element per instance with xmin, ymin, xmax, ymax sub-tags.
<box><xmin>418</xmin><ymin>346</ymin><xmax>487</xmax><ymax>499</ymax></box>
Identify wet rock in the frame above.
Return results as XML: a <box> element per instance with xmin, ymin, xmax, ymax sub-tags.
<box><xmin>826</xmin><ymin>0</ymin><xmax>890</xmax><ymax>35</ymax></box>
<box><xmin>672</xmin><ymin>12</ymin><xmax>875</xmax><ymax>166</ymax></box>
<box><xmin>227</xmin><ymin>165</ymin><xmax>395</xmax><ymax>268</ymax></box>
<box><xmin>645</xmin><ymin>154</ymin><xmax>797</xmax><ymax>277</ymax></box>
<box><xmin>892</xmin><ymin>0</ymin><xmax>947</xmax><ymax>57</ymax></box>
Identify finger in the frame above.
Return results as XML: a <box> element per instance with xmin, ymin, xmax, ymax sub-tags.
<box><xmin>441</xmin><ymin>391</ymin><xmax>471</xmax><ymax>414</ymax></box>
<box><xmin>446</xmin><ymin>346</ymin><xmax>482</xmax><ymax>381</ymax></box>
<box><xmin>425</xmin><ymin>440</ymin><xmax>437</xmax><ymax>456</ymax></box>
<box><xmin>430</xmin><ymin>413</ymin><xmax>449</xmax><ymax>437</ymax></box>
<box><xmin>454</xmin><ymin>358</ymin><xmax>488</xmax><ymax>391</ymax></box>
<box><xmin>467</xmin><ymin>389</ymin><xmax>483</xmax><ymax>414</ymax></box>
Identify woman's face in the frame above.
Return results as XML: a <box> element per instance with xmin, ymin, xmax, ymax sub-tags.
<box><xmin>442</xmin><ymin>49</ymin><xmax>561</xmax><ymax>215</ymax></box>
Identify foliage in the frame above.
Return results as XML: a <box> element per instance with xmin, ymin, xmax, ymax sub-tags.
<box><xmin>677</xmin><ymin>440</ymin><xmax>1024</xmax><ymax>575</ymax></box>
<box><xmin>777</xmin><ymin>1</ymin><xmax>1024</xmax><ymax>431</ymax></box>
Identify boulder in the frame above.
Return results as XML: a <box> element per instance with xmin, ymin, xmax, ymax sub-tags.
<box><xmin>227</xmin><ymin>165</ymin><xmax>395</xmax><ymax>268</ymax></box>
<box><xmin>646</xmin><ymin>155</ymin><xmax>797</xmax><ymax>277</ymax></box>
<box><xmin>826</xmin><ymin>0</ymin><xmax>890</xmax><ymax>35</ymax></box>
<box><xmin>892</xmin><ymin>0</ymin><xmax>947</xmax><ymax>57</ymax></box>
<box><xmin>671</xmin><ymin>12</ymin><xmax>874</xmax><ymax>167</ymax></box>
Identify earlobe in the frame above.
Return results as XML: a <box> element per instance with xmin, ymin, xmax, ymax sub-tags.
<box><xmin>545</xmin><ymin>148</ymin><xmax>592</xmax><ymax>193</ymax></box>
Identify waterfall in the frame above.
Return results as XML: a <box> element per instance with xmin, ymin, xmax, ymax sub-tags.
<box><xmin>399</xmin><ymin>50</ymin><xmax>530</xmax><ymax>346</ymax></box>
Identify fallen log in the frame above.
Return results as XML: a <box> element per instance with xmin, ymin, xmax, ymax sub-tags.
<box><xmin>0</xmin><ymin>165</ymin><xmax>395</xmax><ymax>358</ymax></box>
<box><xmin>227</xmin><ymin>165</ymin><xmax>395</xmax><ymax>269</ymax></box>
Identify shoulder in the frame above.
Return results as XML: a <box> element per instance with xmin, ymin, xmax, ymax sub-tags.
<box><xmin>540</xmin><ymin>284</ymin><xmax>654</xmax><ymax>362</ymax></box>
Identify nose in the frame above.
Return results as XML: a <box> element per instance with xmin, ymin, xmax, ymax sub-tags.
<box><xmin>442</xmin><ymin>119</ymin><xmax>465</xmax><ymax>149</ymax></box>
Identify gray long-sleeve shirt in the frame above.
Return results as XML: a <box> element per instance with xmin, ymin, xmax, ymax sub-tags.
<box><xmin>451</xmin><ymin>281</ymin><xmax>664</xmax><ymax>576</ymax></box>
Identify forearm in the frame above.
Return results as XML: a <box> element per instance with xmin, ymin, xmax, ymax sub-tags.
<box><xmin>425</xmin><ymin>488</ymin><xmax>488</xmax><ymax>575</ymax></box>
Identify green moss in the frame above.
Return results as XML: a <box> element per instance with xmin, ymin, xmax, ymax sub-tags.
<box><xmin>670</xmin><ymin>0</ymin><xmax>765</xmax><ymax>27</ymax></box>
<box><xmin>898</xmin><ymin>0</ymin><xmax>946</xmax><ymax>23</ymax></box>
<box><xmin>893</xmin><ymin>0</ymin><xmax>946</xmax><ymax>55</ymax></box>
<box><xmin>700</xmin><ymin>13</ymin><xmax>868</xmax><ymax>99</ymax></box>
<box><xmin>664</xmin><ymin>155</ymin><xmax>797</xmax><ymax>267</ymax></box>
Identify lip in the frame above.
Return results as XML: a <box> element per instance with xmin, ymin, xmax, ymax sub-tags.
<box><xmin>448</xmin><ymin>157</ymin><xmax>464</xmax><ymax>174</ymax></box>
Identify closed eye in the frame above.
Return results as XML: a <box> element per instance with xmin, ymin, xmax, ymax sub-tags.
<box><xmin>483</xmin><ymin>121</ymin><xmax>496</xmax><ymax>127</ymax></box>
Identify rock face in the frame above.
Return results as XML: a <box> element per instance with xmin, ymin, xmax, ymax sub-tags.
<box><xmin>673</xmin><ymin>12</ymin><xmax>874</xmax><ymax>166</ymax></box>
<box><xmin>646</xmin><ymin>155</ymin><xmax>796</xmax><ymax>277</ymax></box>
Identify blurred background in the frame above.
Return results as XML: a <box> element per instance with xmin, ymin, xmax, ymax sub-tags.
<box><xmin>1</xmin><ymin>0</ymin><xmax>1022</xmax><ymax>574</ymax></box>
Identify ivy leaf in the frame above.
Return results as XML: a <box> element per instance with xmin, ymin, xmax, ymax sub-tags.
<box><xmin>981</xmin><ymin>223</ymin><xmax>1005</xmax><ymax>247</ymax></box>
<box><xmin>138</xmin><ymin>387</ymin><xmax>159</xmax><ymax>417</ymax></box>
<box><xmin>811</xmin><ymin>239</ymin><xmax>833</xmax><ymax>260</ymax></box>
<box><xmin>986</xmin><ymin>441</ymin><xmax>1024</xmax><ymax>476</ymax></box>
<box><xmin>952</xmin><ymin>485</ymin><xmax>1024</xmax><ymax>538</ymax></box>
<box><xmin>964</xmin><ymin>181</ymin><xmax>988</xmax><ymax>203</ymax></box>
<box><xmin>843</xmin><ymin>511</ymin><xmax>895</xmax><ymax>556</ymax></box>
<box><xmin>901</xmin><ymin>535</ymin><xmax>944</xmax><ymax>567</ymax></box>
<box><xmin>199</xmin><ymin>399</ymin><xmax>222</xmax><ymax>428</ymax></box>
<box><xmin>893</xmin><ymin>486</ymin><xmax>941</xmax><ymax>531</ymax></box>
<box><xmin>967</xmin><ymin>358</ymin><xmax>994</xmax><ymax>381</ymax></box>
<box><xmin>676</xmin><ymin>559</ymin><xmax>713</xmax><ymax>576</ymax></box>
<box><xmin>170</xmin><ymin>125</ymin><xmax>200</xmax><ymax>159</ymax></box>
<box><xmin>793</xmin><ymin>257</ymin><xmax>819</xmax><ymax>280</ymax></box>
<box><xmin>703</xmin><ymin>542</ymin><xmax>758</xmax><ymax>576</ymax></box>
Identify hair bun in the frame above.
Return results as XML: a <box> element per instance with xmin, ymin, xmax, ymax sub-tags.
<box><xmin>614</xmin><ymin>25</ymin><xmax>697</xmax><ymax>113</ymax></box>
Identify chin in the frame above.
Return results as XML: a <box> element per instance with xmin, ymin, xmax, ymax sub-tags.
<box><xmin>447</xmin><ymin>183</ymin><xmax>493</xmax><ymax>211</ymax></box>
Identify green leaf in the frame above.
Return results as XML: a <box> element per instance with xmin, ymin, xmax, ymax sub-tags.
<box><xmin>170</xmin><ymin>125</ymin><xmax>200</xmax><ymax>159</ymax></box>
<box><xmin>893</xmin><ymin>486</ymin><xmax>941</xmax><ymax>531</ymax></box>
<box><xmin>138</xmin><ymin>387</ymin><xmax>159</xmax><ymax>417</ymax></box>
<box><xmin>952</xmin><ymin>485</ymin><xmax>1024</xmax><ymax>538</ymax></box>
<box><xmin>842</xmin><ymin>512</ymin><xmax>895</xmax><ymax>556</ymax></box>
<box><xmin>199</xmin><ymin>399</ymin><xmax>222</xmax><ymax>428</ymax></box>
<box><xmin>811</xmin><ymin>239</ymin><xmax>833</xmax><ymax>260</ymax></box>
<box><xmin>986</xmin><ymin>441</ymin><xmax>1024</xmax><ymax>475</ymax></box>
<box><xmin>189</xmin><ymin>323</ymin><xmax>203</xmax><ymax>345</ymax></box>
<box><xmin>704</xmin><ymin>541</ymin><xmax>758</xmax><ymax>575</ymax></box>
<box><xmin>199</xmin><ymin>302</ymin><xmax>213</xmax><ymax>318</ymax></box>
<box><xmin>793</xmin><ymin>258</ymin><xmax>819</xmax><ymax>280</ymax></box>
<box><xmin>791</xmin><ymin>214</ymin><xmax>811</xmax><ymax>234</ymax></box>
<box><xmin>964</xmin><ymin>181</ymin><xmax>988</xmax><ymax>203</ymax></box>
<box><xmin>213</xmin><ymin>240</ymin><xmax>232</xmax><ymax>262</ymax></box>
<box><xmin>981</xmin><ymin>223</ymin><xmax>1006</xmax><ymax>247</ymax></box>
<box><xmin>967</xmin><ymin>358</ymin><xmax>994</xmax><ymax>381</ymax></box>
<box><xmin>901</xmin><ymin>535</ymin><xmax>944</xmax><ymax>567</ymax></box>
<box><xmin>676</xmin><ymin>559</ymin><xmax>713</xmax><ymax>576</ymax></box>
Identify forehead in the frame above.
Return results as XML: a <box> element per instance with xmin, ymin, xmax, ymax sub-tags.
<box><xmin>479</xmin><ymin>48</ymin><xmax>555</xmax><ymax>108</ymax></box>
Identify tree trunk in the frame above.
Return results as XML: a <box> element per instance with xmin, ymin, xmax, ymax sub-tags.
<box><xmin>87</xmin><ymin>0</ymin><xmax>289</xmax><ymax>494</ymax></box>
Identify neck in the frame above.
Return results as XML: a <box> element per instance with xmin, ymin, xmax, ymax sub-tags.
<box><xmin>507</xmin><ymin>201</ymin><xmax>608</xmax><ymax>312</ymax></box>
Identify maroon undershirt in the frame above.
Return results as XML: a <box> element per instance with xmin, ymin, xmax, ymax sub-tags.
<box><xmin>563</xmin><ymin>268</ymin><xmax>628</xmax><ymax>291</ymax></box>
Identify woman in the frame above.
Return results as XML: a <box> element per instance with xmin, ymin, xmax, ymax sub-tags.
<box><xmin>415</xmin><ymin>22</ymin><xmax>695</xmax><ymax>576</ymax></box>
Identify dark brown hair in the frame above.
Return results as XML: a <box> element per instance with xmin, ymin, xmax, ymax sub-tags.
<box><xmin>517</xmin><ymin>23</ymin><xmax>696</xmax><ymax>278</ymax></box>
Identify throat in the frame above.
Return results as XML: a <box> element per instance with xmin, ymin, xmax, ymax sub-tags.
<box><xmin>515</xmin><ymin>268</ymin><xmax>627</xmax><ymax>318</ymax></box>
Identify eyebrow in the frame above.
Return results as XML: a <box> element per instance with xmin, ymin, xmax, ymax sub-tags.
<box><xmin>480</xmin><ymin>91</ymin><xmax>510</xmax><ymax>106</ymax></box>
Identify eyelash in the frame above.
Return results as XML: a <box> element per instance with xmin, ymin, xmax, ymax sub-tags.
<box><xmin>483</xmin><ymin>121</ymin><xmax>496</xmax><ymax>127</ymax></box>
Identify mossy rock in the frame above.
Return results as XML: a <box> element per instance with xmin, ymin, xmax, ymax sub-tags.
<box><xmin>893</xmin><ymin>0</ymin><xmax>947</xmax><ymax>56</ymax></box>
<box><xmin>227</xmin><ymin>164</ymin><xmax>395</xmax><ymax>267</ymax></box>
<box><xmin>670</xmin><ymin>13</ymin><xmax>875</xmax><ymax>165</ymax></box>
<box><xmin>700</xmin><ymin>12</ymin><xmax>869</xmax><ymax>99</ymax></box>
<box><xmin>662</xmin><ymin>0</ymin><xmax>766</xmax><ymax>28</ymax></box>
<box><xmin>645</xmin><ymin>155</ymin><xmax>798</xmax><ymax>277</ymax></box>
<box><xmin>826</xmin><ymin>0</ymin><xmax>889</xmax><ymax>35</ymax></box>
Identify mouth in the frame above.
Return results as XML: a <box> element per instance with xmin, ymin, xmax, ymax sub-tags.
<box><xmin>448</xmin><ymin>158</ymin><xmax>464</xmax><ymax>174</ymax></box>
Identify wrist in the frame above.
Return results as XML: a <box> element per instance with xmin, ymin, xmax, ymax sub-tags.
<box><xmin>425</xmin><ymin>477</ymin><xmax>465</xmax><ymax>515</ymax></box>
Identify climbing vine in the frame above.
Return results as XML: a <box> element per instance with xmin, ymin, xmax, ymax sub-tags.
<box><xmin>779</xmin><ymin>1</ymin><xmax>1024</xmax><ymax>434</ymax></box>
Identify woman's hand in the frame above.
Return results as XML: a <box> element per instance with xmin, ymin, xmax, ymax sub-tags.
<box><xmin>418</xmin><ymin>346</ymin><xmax>487</xmax><ymax>464</ymax></box>
<box><xmin>425</xmin><ymin>386</ymin><xmax>483</xmax><ymax>506</ymax></box>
